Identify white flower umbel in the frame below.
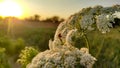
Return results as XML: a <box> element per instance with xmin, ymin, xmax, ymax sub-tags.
<box><xmin>50</xmin><ymin>39</ymin><xmax>63</xmax><ymax>50</ymax></box>
<box><xmin>64</xmin><ymin>56</ymin><xmax>76</xmax><ymax>68</ymax></box>
<box><xmin>80</xmin><ymin>48</ymin><xmax>97</xmax><ymax>68</ymax></box>
<box><xmin>80</xmin><ymin>15</ymin><xmax>95</xmax><ymax>30</ymax></box>
<box><xmin>27</xmin><ymin>45</ymin><xmax>96</xmax><ymax>68</ymax></box>
<box><xmin>60</xmin><ymin>27</ymin><xmax>70</xmax><ymax>43</ymax></box>
<box><xmin>66</xmin><ymin>14</ymin><xmax>79</xmax><ymax>27</ymax></box>
<box><xmin>113</xmin><ymin>11</ymin><xmax>120</xmax><ymax>19</ymax></box>
<box><xmin>96</xmin><ymin>14</ymin><xmax>114</xmax><ymax>33</ymax></box>
<box><xmin>49</xmin><ymin>39</ymin><xmax>54</xmax><ymax>50</ymax></box>
<box><xmin>80</xmin><ymin>53</ymin><xmax>96</xmax><ymax>68</ymax></box>
<box><xmin>27</xmin><ymin>24</ymin><xmax>95</xmax><ymax>68</ymax></box>
<box><xmin>54</xmin><ymin>22</ymin><xmax>66</xmax><ymax>40</ymax></box>
<box><xmin>66</xmin><ymin>29</ymin><xmax>77</xmax><ymax>46</ymax></box>
<box><xmin>27</xmin><ymin>5</ymin><xmax>120</xmax><ymax>68</ymax></box>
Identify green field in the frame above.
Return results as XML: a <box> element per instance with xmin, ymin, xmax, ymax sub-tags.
<box><xmin>0</xmin><ymin>20</ymin><xmax>57</xmax><ymax>68</ymax></box>
<box><xmin>0</xmin><ymin>20</ymin><xmax>120</xmax><ymax>68</ymax></box>
<box><xmin>87</xmin><ymin>27</ymin><xmax>120</xmax><ymax>68</ymax></box>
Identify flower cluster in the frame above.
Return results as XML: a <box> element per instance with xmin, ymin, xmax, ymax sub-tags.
<box><xmin>27</xmin><ymin>45</ymin><xmax>96</xmax><ymax>68</ymax></box>
<box><xmin>0</xmin><ymin>47</ymin><xmax>11</xmax><ymax>68</ymax></box>
<box><xmin>113</xmin><ymin>11</ymin><xmax>120</xmax><ymax>18</ymax></box>
<box><xmin>96</xmin><ymin>14</ymin><xmax>114</xmax><ymax>33</ymax></box>
<box><xmin>27</xmin><ymin>25</ymin><xmax>96</xmax><ymax>68</ymax></box>
<box><xmin>80</xmin><ymin>48</ymin><xmax>96</xmax><ymax>68</ymax></box>
<box><xmin>80</xmin><ymin>14</ymin><xmax>95</xmax><ymax>30</ymax></box>
<box><xmin>27</xmin><ymin>5</ymin><xmax>120</xmax><ymax>68</ymax></box>
<box><xmin>17</xmin><ymin>47</ymin><xmax>39</xmax><ymax>67</ymax></box>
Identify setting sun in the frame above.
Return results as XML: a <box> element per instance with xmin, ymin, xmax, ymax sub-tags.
<box><xmin>0</xmin><ymin>0</ymin><xmax>23</xmax><ymax>17</ymax></box>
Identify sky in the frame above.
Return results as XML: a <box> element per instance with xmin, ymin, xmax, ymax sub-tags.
<box><xmin>2</xmin><ymin>0</ymin><xmax>120</xmax><ymax>19</ymax></box>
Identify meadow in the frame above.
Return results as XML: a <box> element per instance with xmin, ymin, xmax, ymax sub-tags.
<box><xmin>0</xmin><ymin>18</ymin><xmax>120</xmax><ymax>68</ymax></box>
<box><xmin>0</xmin><ymin>19</ymin><xmax>57</xmax><ymax>68</ymax></box>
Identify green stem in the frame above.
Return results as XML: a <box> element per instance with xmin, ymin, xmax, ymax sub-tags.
<box><xmin>83</xmin><ymin>33</ymin><xmax>90</xmax><ymax>50</ymax></box>
<box><xmin>95</xmin><ymin>37</ymin><xmax>105</xmax><ymax>58</ymax></box>
<box><xmin>77</xmin><ymin>19</ymin><xmax>90</xmax><ymax>50</ymax></box>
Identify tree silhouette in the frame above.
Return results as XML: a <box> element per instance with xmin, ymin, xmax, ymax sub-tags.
<box><xmin>42</xmin><ymin>16</ymin><xmax>64</xmax><ymax>23</ymax></box>
<box><xmin>34</xmin><ymin>14</ymin><xmax>40</xmax><ymax>21</ymax></box>
<box><xmin>51</xmin><ymin>16</ymin><xmax>59</xmax><ymax>23</ymax></box>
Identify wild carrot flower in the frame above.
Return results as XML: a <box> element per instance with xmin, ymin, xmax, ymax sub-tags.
<box><xmin>26</xmin><ymin>5</ymin><xmax>120</xmax><ymax>68</ymax></box>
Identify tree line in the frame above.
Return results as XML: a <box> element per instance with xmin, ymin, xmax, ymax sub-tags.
<box><xmin>24</xmin><ymin>14</ymin><xmax>65</xmax><ymax>23</ymax></box>
<box><xmin>0</xmin><ymin>15</ymin><xmax>65</xmax><ymax>24</ymax></box>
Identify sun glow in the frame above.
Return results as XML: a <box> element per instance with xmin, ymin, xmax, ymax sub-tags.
<box><xmin>0</xmin><ymin>0</ymin><xmax>23</xmax><ymax>17</ymax></box>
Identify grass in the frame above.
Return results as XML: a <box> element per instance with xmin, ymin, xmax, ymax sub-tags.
<box><xmin>73</xmin><ymin>27</ymin><xmax>120</xmax><ymax>68</ymax></box>
<box><xmin>88</xmin><ymin>27</ymin><xmax>120</xmax><ymax>68</ymax></box>
<box><xmin>0</xmin><ymin>20</ymin><xmax>57</xmax><ymax>68</ymax></box>
<box><xmin>0</xmin><ymin>20</ymin><xmax>57</xmax><ymax>51</ymax></box>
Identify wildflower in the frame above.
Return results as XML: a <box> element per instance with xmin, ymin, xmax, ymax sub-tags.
<box><xmin>80</xmin><ymin>53</ymin><xmax>97</xmax><ymax>68</ymax></box>
<box><xmin>26</xmin><ymin>5</ymin><xmax>120</xmax><ymax>68</ymax></box>
<box><xmin>96</xmin><ymin>14</ymin><xmax>114</xmax><ymax>33</ymax></box>
<box><xmin>113</xmin><ymin>11</ymin><xmax>120</xmax><ymax>18</ymax></box>
<box><xmin>66</xmin><ymin>14</ymin><xmax>79</xmax><ymax>27</ymax></box>
<box><xmin>17</xmin><ymin>47</ymin><xmax>39</xmax><ymax>67</ymax></box>
<box><xmin>80</xmin><ymin>14</ymin><xmax>95</xmax><ymax>30</ymax></box>
<box><xmin>60</xmin><ymin>27</ymin><xmax>70</xmax><ymax>42</ymax></box>
<box><xmin>48</xmin><ymin>39</ymin><xmax>53</xmax><ymax>50</ymax></box>
<box><xmin>66</xmin><ymin>29</ymin><xmax>77</xmax><ymax>46</ymax></box>
<box><xmin>80</xmin><ymin>47</ymin><xmax>89</xmax><ymax>54</ymax></box>
<box><xmin>44</xmin><ymin>62</ymin><xmax>55</xmax><ymax>68</ymax></box>
<box><xmin>80</xmin><ymin>48</ymin><xmax>96</xmax><ymax>68</ymax></box>
<box><xmin>64</xmin><ymin>56</ymin><xmax>76</xmax><ymax>68</ymax></box>
<box><xmin>54</xmin><ymin>22</ymin><xmax>66</xmax><ymax>40</ymax></box>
